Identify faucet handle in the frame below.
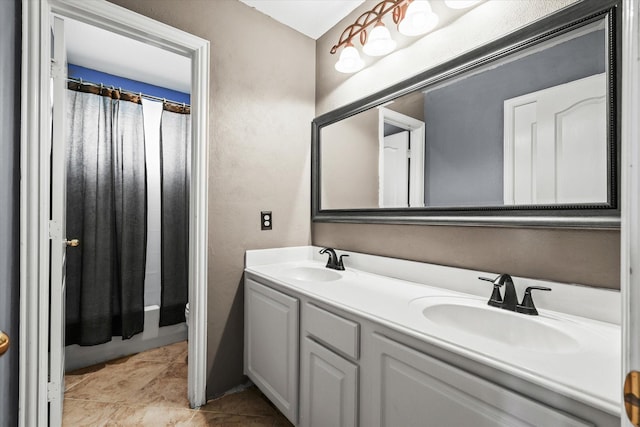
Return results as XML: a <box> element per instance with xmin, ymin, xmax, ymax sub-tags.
<box><xmin>479</xmin><ymin>276</ymin><xmax>503</xmax><ymax>307</ymax></box>
<box><xmin>516</xmin><ymin>286</ymin><xmax>551</xmax><ymax>315</ymax></box>
<box><xmin>337</xmin><ymin>254</ymin><xmax>349</xmax><ymax>271</ymax></box>
<box><xmin>479</xmin><ymin>276</ymin><xmax>501</xmax><ymax>285</ymax></box>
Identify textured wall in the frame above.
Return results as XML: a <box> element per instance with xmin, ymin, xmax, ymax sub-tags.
<box><xmin>109</xmin><ymin>0</ymin><xmax>314</xmax><ymax>397</ymax></box>
<box><xmin>314</xmin><ymin>0</ymin><xmax>620</xmax><ymax>289</ymax></box>
<box><xmin>321</xmin><ymin>108</ymin><xmax>378</xmax><ymax>209</ymax></box>
<box><xmin>0</xmin><ymin>0</ymin><xmax>20</xmax><ymax>423</ymax></box>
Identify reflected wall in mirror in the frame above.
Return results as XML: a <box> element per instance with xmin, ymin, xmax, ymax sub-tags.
<box><xmin>314</xmin><ymin>0</ymin><xmax>618</xmax><ymax>227</ymax></box>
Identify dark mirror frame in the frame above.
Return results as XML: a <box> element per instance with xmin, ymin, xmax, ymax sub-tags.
<box><xmin>312</xmin><ymin>0</ymin><xmax>621</xmax><ymax>229</ymax></box>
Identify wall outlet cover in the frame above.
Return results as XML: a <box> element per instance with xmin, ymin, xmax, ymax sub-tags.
<box><xmin>261</xmin><ymin>211</ymin><xmax>272</xmax><ymax>230</ymax></box>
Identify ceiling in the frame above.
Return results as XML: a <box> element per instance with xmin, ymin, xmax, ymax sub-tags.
<box><xmin>238</xmin><ymin>0</ymin><xmax>366</xmax><ymax>40</ymax></box>
<box><xmin>65</xmin><ymin>18</ymin><xmax>191</xmax><ymax>93</ymax></box>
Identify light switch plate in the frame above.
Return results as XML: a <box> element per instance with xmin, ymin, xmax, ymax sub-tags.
<box><xmin>261</xmin><ymin>211</ymin><xmax>272</xmax><ymax>230</ymax></box>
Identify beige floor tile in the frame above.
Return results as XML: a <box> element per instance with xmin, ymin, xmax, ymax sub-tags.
<box><xmin>189</xmin><ymin>411</ymin><xmax>278</xmax><ymax>426</ymax></box>
<box><xmin>129</xmin><ymin>340</ymin><xmax>188</xmax><ymax>363</ymax></box>
<box><xmin>65</xmin><ymin>362</ymin><xmax>106</xmax><ymax>392</ymax></box>
<box><xmin>63</xmin><ymin>343</ymin><xmax>292</xmax><ymax>426</ymax></box>
<box><xmin>272</xmin><ymin>413</ymin><xmax>295</xmax><ymax>427</ymax></box>
<box><xmin>134</xmin><ymin>372</ymin><xmax>190</xmax><ymax>408</ymax></box>
<box><xmin>164</xmin><ymin>360</ymin><xmax>188</xmax><ymax>379</ymax></box>
<box><xmin>199</xmin><ymin>387</ymin><xmax>279</xmax><ymax>417</ymax></box>
<box><xmin>65</xmin><ymin>359</ymin><xmax>167</xmax><ymax>403</ymax></box>
<box><xmin>62</xmin><ymin>398</ymin><xmax>120</xmax><ymax>426</ymax></box>
<box><xmin>105</xmin><ymin>404</ymin><xmax>196</xmax><ymax>426</ymax></box>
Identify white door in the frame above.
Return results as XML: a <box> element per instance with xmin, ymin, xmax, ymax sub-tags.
<box><xmin>49</xmin><ymin>15</ymin><xmax>68</xmax><ymax>426</ymax></box>
<box><xmin>504</xmin><ymin>73</ymin><xmax>607</xmax><ymax>205</ymax></box>
<box><xmin>382</xmin><ymin>131</ymin><xmax>410</xmax><ymax>208</ymax></box>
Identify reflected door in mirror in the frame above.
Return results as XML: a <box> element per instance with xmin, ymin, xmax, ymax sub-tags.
<box><xmin>382</xmin><ymin>130</ymin><xmax>410</xmax><ymax>207</ymax></box>
<box><xmin>504</xmin><ymin>73</ymin><xmax>607</xmax><ymax>205</ymax></box>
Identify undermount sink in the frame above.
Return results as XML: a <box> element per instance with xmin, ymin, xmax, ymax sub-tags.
<box><xmin>282</xmin><ymin>266</ymin><xmax>342</xmax><ymax>282</ymax></box>
<box><xmin>411</xmin><ymin>296</ymin><xmax>581</xmax><ymax>353</ymax></box>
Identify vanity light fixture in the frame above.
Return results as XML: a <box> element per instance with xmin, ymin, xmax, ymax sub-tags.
<box><xmin>363</xmin><ymin>21</ymin><xmax>397</xmax><ymax>56</ymax></box>
<box><xmin>334</xmin><ymin>42</ymin><xmax>365</xmax><ymax>73</ymax></box>
<box><xmin>398</xmin><ymin>0</ymin><xmax>439</xmax><ymax>36</ymax></box>
<box><xmin>331</xmin><ymin>0</ymin><xmax>439</xmax><ymax>73</ymax></box>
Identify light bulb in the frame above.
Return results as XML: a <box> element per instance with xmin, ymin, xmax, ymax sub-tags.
<box><xmin>334</xmin><ymin>43</ymin><xmax>364</xmax><ymax>73</ymax></box>
<box><xmin>362</xmin><ymin>22</ymin><xmax>397</xmax><ymax>57</ymax></box>
<box><xmin>444</xmin><ymin>0</ymin><xmax>482</xmax><ymax>9</ymax></box>
<box><xmin>398</xmin><ymin>1</ymin><xmax>439</xmax><ymax>36</ymax></box>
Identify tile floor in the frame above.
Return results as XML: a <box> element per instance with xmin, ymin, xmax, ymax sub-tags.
<box><xmin>63</xmin><ymin>341</ymin><xmax>294</xmax><ymax>426</ymax></box>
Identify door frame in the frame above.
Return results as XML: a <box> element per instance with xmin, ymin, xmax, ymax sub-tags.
<box><xmin>377</xmin><ymin>107</ymin><xmax>425</xmax><ymax>208</ymax></box>
<box><xmin>19</xmin><ymin>0</ymin><xmax>210</xmax><ymax>425</ymax></box>
<box><xmin>622</xmin><ymin>0</ymin><xmax>639</xmax><ymax>426</ymax></box>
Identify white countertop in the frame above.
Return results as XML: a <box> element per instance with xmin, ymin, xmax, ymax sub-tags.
<box><xmin>245</xmin><ymin>246</ymin><xmax>621</xmax><ymax>416</ymax></box>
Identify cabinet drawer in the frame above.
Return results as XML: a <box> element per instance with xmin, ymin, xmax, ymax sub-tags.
<box><xmin>304</xmin><ymin>303</ymin><xmax>359</xmax><ymax>360</ymax></box>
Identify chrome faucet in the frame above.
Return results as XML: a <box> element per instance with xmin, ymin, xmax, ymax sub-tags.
<box><xmin>479</xmin><ymin>274</ymin><xmax>551</xmax><ymax>315</ymax></box>
<box><xmin>319</xmin><ymin>247</ymin><xmax>348</xmax><ymax>271</ymax></box>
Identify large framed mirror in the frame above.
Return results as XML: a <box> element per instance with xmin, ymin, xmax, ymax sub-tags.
<box><xmin>312</xmin><ymin>0</ymin><xmax>620</xmax><ymax>228</ymax></box>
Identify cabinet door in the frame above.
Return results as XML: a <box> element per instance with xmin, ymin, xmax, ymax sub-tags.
<box><xmin>244</xmin><ymin>278</ymin><xmax>299</xmax><ymax>424</ymax></box>
<box><xmin>369</xmin><ymin>333</ymin><xmax>592</xmax><ymax>427</ymax></box>
<box><xmin>300</xmin><ymin>337</ymin><xmax>358</xmax><ymax>427</ymax></box>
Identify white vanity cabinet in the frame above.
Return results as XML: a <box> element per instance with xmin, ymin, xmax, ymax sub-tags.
<box><xmin>300</xmin><ymin>303</ymin><xmax>360</xmax><ymax>427</ymax></box>
<box><xmin>244</xmin><ymin>270</ymin><xmax>618</xmax><ymax>427</ymax></box>
<box><xmin>244</xmin><ymin>278</ymin><xmax>299</xmax><ymax>424</ymax></box>
<box><xmin>367</xmin><ymin>332</ymin><xmax>592</xmax><ymax>427</ymax></box>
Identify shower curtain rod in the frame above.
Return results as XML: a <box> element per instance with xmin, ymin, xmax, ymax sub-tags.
<box><xmin>66</xmin><ymin>77</ymin><xmax>191</xmax><ymax>109</ymax></box>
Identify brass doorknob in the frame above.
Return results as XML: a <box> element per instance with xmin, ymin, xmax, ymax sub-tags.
<box><xmin>66</xmin><ymin>239</ymin><xmax>80</xmax><ymax>247</ymax></box>
<box><xmin>0</xmin><ymin>331</ymin><xmax>9</xmax><ymax>356</ymax></box>
<box><xmin>625</xmin><ymin>371</ymin><xmax>640</xmax><ymax>426</ymax></box>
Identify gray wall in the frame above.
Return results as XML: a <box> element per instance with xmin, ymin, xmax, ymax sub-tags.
<box><xmin>0</xmin><ymin>0</ymin><xmax>20</xmax><ymax>424</ymax></box>
<box><xmin>425</xmin><ymin>29</ymin><xmax>605</xmax><ymax>206</ymax></box>
<box><xmin>108</xmin><ymin>0</ymin><xmax>315</xmax><ymax>398</ymax></box>
<box><xmin>322</xmin><ymin>108</ymin><xmax>379</xmax><ymax>209</ymax></box>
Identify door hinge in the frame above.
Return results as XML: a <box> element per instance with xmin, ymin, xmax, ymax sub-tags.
<box><xmin>47</xmin><ymin>381</ymin><xmax>59</xmax><ymax>402</ymax></box>
<box><xmin>49</xmin><ymin>220</ymin><xmax>61</xmax><ymax>240</ymax></box>
<box><xmin>50</xmin><ymin>58</ymin><xmax>65</xmax><ymax>79</ymax></box>
<box><xmin>407</xmin><ymin>149</ymin><xmax>412</xmax><ymax>158</ymax></box>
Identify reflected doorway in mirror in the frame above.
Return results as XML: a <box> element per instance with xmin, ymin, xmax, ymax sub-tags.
<box><xmin>378</xmin><ymin>107</ymin><xmax>425</xmax><ymax>208</ymax></box>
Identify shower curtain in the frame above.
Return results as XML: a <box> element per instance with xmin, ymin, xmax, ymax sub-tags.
<box><xmin>159</xmin><ymin>108</ymin><xmax>190</xmax><ymax>326</ymax></box>
<box><xmin>65</xmin><ymin>88</ymin><xmax>147</xmax><ymax>346</ymax></box>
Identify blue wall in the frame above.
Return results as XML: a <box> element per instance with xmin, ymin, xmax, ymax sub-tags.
<box><xmin>68</xmin><ymin>64</ymin><xmax>190</xmax><ymax>105</ymax></box>
<box><xmin>423</xmin><ymin>29</ymin><xmax>606</xmax><ymax>207</ymax></box>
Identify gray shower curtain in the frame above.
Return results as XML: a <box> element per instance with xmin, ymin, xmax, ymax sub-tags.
<box><xmin>159</xmin><ymin>110</ymin><xmax>190</xmax><ymax>326</ymax></box>
<box><xmin>65</xmin><ymin>89</ymin><xmax>147</xmax><ymax>346</ymax></box>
